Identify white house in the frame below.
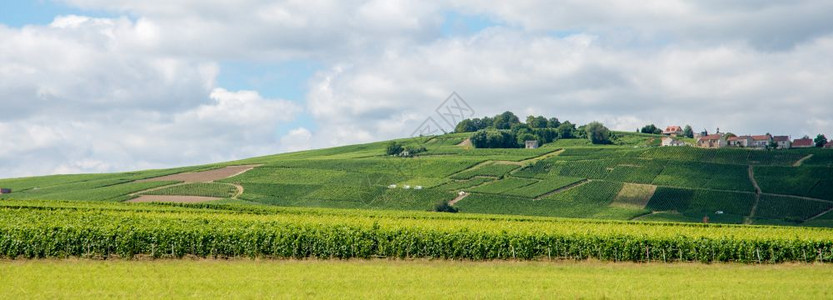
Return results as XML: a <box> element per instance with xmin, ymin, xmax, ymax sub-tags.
<box><xmin>661</xmin><ymin>137</ymin><xmax>685</xmax><ymax>147</ymax></box>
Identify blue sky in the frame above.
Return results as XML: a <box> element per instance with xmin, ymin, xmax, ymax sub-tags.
<box><xmin>1</xmin><ymin>1</ymin><xmax>831</xmax><ymax>177</ymax></box>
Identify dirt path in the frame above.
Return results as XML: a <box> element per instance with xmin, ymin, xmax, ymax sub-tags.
<box><xmin>746</xmin><ymin>165</ymin><xmax>762</xmax><ymax>223</ymax></box>
<box><xmin>448</xmin><ymin>192</ymin><xmax>470</xmax><ymax>206</ymax></box>
<box><xmin>630</xmin><ymin>211</ymin><xmax>661</xmax><ymax>221</ymax></box>
<box><xmin>457</xmin><ymin>138</ymin><xmax>472</xmax><ymax>148</ymax></box>
<box><xmin>231</xmin><ymin>183</ymin><xmax>244</xmax><ymax>199</ymax></box>
<box><xmin>805</xmin><ymin>206</ymin><xmax>833</xmax><ymax>222</ymax></box>
<box><xmin>759</xmin><ymin>193</ymin><xmax>833</xmax><ymax>204</ymax></box>
<box><xmin>519</xmin><ymin>149</ymin><xmax>564</xmax><ymax>164</ymax></box>
<box><xmin>793</xmin><ymin>154</ymin><xmax>814</xmax><ymax>167</ymax></box>
<box><xmin>534</xmin><ymin>179</ymin><xmax>590</xmax><ymax>200</ymax></box>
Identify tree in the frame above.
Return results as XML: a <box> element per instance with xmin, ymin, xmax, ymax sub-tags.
<box><xmin>433</xmin><ymin>200</ymin><xmax>458</xmax><ymax>213</ymax></box>
<box><xmin>547</xmin><ymin>117</ymin><xmax>561</xmax><ymax>128</ymax></box>
<box><xmin>556</xmin><ymin>122</ymin><xmax>575</xmax><ymax>139</ymax></box>
<box><xmin>470</xmin><ymin>130</ymin><xmax>519</xmax><ymax>148</ymax></box>
<box><xmin>526</xmin><ymin>115</ymin><xmax>548</xmax><ymax>128</ymax></box>
<box><xmin>815</xmin><ymin>134</ymin><xmax>828</xmax><ymax>147</ymax></box>
<box><xmin>454</xmin><ymin>119</ymin><xmax>477</xmax><ymax>133</ymax></box>
<box><xmin>385</xmin><ymin>142</ymin><xmax>404</xmax><ymax>155</ymax></box>
<box><xmin>683</xmin><ymin>125</ymin><xmax>694</xmax><ymax>138</ymax></box>
<box><xmin>641</xmin><ymin>124</ymin><xmax>662</xmax><ymax>135</ymax></box>
<box><xmin>585</xmin><ymin>121</ymin><xmax>611</xmax><ymax>144</ymax></box>
<box><xmin>493</xmin><ymin>111</ymin><xmax>520</xmax><ymax>129</ymax></box>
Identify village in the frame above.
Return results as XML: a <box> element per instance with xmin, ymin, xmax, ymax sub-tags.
<box><xmin>659</xmin><ymin>125</ymin><xmax>833</xmax><ymax>150</ymax></box>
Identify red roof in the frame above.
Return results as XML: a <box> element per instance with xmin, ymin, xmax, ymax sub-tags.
<box><xmin>751</xmin><ymin>135</ymin><xmax>771</xmax><ymax>141</ymax></box>
<box><xmin>793</xmin><ymin>138</ymin><xmax>814</xmax><ymax>147</ymax></box>
<box><xmin>773</xmin><ymin>136</ymin><xmax>790</xmax><ymax>142</ymax></box>
<box><xmin>699</xmin><ymin>134</ymin><xmax>723</xmax><ymax>141</ymax></box>
<box><xmin>664</xmin><ymin>126</ymin><xmax>682</xmax><ymax>132</ymax></box>
<box><xmin>825</xmin><ymin>141</ymin><xmax>833</xmax><ymax>148</ymax></box>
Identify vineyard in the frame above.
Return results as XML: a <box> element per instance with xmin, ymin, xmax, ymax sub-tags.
<box><xmin>2</xmin><ymin>132</ymin><xmax>833</xmax><ymax>226</ymax></box>
<box><xmin>2</xmin><ymin>200</ymin><xmax>833</xmax><ymax>263</ymax></box>
<box><xmin>145</xmin><ymin>183</ymin><xmax>238</xmax><ymax>198</ymax></box>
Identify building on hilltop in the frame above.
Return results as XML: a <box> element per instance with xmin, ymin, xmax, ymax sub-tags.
<box><xmin>661</xmin><ymin>137</ymin><xmax>685</xmax><ymax>147</ymax></box>
<box><xmin>663</xmin><ymin>125</ymin><xmax>683</xmax><ymax>136</ymax></box>
<box><xmin>824</xmin><ymin>141</ymin><xmax>833</xmax><ymax>149</ymax></box>
<box><xmin>697</xmin><ymin>134</ymin><xmax>727</xmax><ymax>148</ymax></box>
<box><xmin>773</xmin><ymin>136</ymin><xmax>791</xmax><ymax>149</ymax></box>
<box><xmin>793</xmin><ymin>138</ymin><xmax>815</xmax><ymax>148</ymax></box>
<box><xmin>727</xmin><ymin>136</ymin><xmax>752</xmax><ymax>148</ymax></box>
<box><xmin>750</xmin><ymin>134</ymin><xmax>772</xmax><ymax>149</ymax></box>
<box><xmin>525</xmin><ymin>140</ymin><xmax>539</xmax><ymax>149</ymax></box>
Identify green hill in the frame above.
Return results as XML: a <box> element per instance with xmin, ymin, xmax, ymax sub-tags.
<box><xmin>2</xmin><ymin>132</ymin><xmax>832</xmax><ymax>227</ymax></box>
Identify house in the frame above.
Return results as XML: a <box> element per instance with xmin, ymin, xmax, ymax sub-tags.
<box><xmin>525</xmin><ymin>140</ymin><xmax>539</xmax><ymax>149</ymax></box>
<box><xmin>824</xmin><ymin>141</ymin><xmax>833</xmax><ymax>149</ymax></box>
<box><xmin>663</xmin><ymin>125</ymin><xmax>683</xmax><ymax>136</ymax></box>
<box><xmin>749</xmin><ymin>134</ymin><xmax>772</xmax><ymax>149</ymax></box>
<box><xmin>661</xmin><ymin>137</ymin><xmax>685</xmax><ymax>147</ymax></box>
<box><xmin>793</xmin><ymin>138</ymin><xmax>815</xmax><ymax>148</ymax></box>
<box><xmin>697</xmin><ymin>134</ymin><xmax>727</xmax><ymax>148</ymax></box>
<box><xmin>0</xmin><ymin>188</ymin><xmax>10</xmax><ymax>194</ymax></box>
<box><xmin>727</xmin><ymin>136</ymin><xmax>753</xmax><ymax>148</ymax></box>
<box><xmin>773</xmin><ymin>136</ymin><xmax>791</xmax><ymax>149</ymax></box>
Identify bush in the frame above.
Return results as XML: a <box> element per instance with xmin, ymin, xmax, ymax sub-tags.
<box><xmin>433</xmin><ymin>200</ymin><xmax>459</xmax><ymax>213</ymax></box>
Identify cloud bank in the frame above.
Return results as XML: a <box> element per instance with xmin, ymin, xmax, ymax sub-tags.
<box><xmin>1</xmin><ymin>1</ymin><xmax>832</xmax><ymax>177</ymax></box>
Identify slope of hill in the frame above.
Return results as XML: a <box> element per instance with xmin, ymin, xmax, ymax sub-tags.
<box><xmin>2</xmin><ymin>132</ymin><xmax>832</xmax><ymax>226</ymax></box>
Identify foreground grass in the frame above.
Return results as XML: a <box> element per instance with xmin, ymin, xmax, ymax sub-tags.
<box><xmin>1</xmin><ymin>259</ymin><xmax>831</xmax><ymax>299</ymax></box>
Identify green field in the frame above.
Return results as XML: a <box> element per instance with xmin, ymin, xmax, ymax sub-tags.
<box><xmin>1</xmin><ymin>259</ymin><xmax>831</xmax><ymax>299</ymax></box>
<box><xmin>2</xmin><ymin>132</ymin><xmax>833</xmax><ymax>226</ymax></box>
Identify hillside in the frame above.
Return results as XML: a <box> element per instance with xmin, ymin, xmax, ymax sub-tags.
<box><xmin>2</xmin><ymin>132</ymin><xmax>832</xmax><ymax>227</ymax></box>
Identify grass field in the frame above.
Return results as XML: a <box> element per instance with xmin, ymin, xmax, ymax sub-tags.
<box><xmin>1</xmin><ymin>259</ymin><xmax>831</xmax><ymax>299</ymax></box>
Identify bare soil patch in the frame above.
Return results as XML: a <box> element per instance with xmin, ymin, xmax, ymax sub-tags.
<box><xmin>138</xmin><ymin>165</ymin><xmax>260</xmax><ymax>183</ymax></box>
<box><xmin>128</xmin><ymin>195</ymin><xmax>221</xmax><ymax>203</ymax></box>
<box><xmin>457</xmin><ymin>138</ymin><xmax>472</xmax><ymax>148</ymax></box>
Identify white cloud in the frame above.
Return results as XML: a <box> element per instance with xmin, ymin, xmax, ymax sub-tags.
<box><xmin>3</xmin><ymin>1</ymin><xmax>833</xmax><ymax>177</ymax></box>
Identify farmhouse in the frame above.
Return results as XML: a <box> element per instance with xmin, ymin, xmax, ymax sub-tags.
<box><xmin>750</xmin><ymin>134</ymin><xmax>772</xmax><ymax>149</ymax></box>
<box><xmin>661</xmin><ymin>137</ymin><xmax>685</xmax><ymax>147</ymax></box>
<box><xmin>663</xmin><ymin>125</ymin><xmax>683</xmax><ymax>136</ymax></box>
<box><xmin>773</xmin><ymin>136</ymin><xmax>791</xmax><ymax>149</ymax></box>
<box><xmin>525</xmin><ymin>140</ymin><xmax>539</xmax><ymax>149</ymax></box>
<box><xmin>727</xmin><ymin>136</ymin><xmax>752</xmax><ymax>148</ymax></box>
<box><xmin>825</xmin><ymin>141</ymin><xmax>833</xmax><ymax>149</ymax></box>
<box><xmin>793</xmin><ymin>138</ymin><xmax>815</xmax><ymax>148</ymax></box>
<box><xmin>697</xmin><ymin>134</ymin><xmax>727</xmax><ymax>149</ymax></box>
<box><xmin>0</xmin><ymin>188</ymin><xmax>10</xmax><ymax>194</ymax></box>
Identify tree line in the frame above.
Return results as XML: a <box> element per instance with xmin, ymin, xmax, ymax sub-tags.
<box><xmin>455</xmin><ymin>111</ymin><xmax>613</xmax><ymax>148</ymax></box>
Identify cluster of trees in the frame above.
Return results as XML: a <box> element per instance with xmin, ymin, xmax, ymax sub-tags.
<box><xmin>385</xmin><ymin>142</ymin><xmax>426</xmax><ymax>156</ymax></box>
<box><xmin>639</xmin><ymin>124</ymin><xmax>695</xmax><ymax>138</ymax></box>
<box><xmin>458</xmin><ymin>111</ymin><xmax>613</xmax><ymax>148</ymax></box>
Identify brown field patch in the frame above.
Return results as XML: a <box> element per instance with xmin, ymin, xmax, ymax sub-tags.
<box><xmin>128</xmin><ymin>195</ymin><xmax>221</xmax><ymax>203</ymax></box>
<box><xmin>611</xmin><ymin>183</ymin><xmax>657</xmax><ymax>209</ymax></box>
<box><xmin>138</xmin><ymin>165</ymin><xmax>260</xmax><ymax>183</ymax></box>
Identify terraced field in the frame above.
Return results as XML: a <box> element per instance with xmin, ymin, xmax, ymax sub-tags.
<box><xmin>2</xmin><ymin>132</ymin><xmax>832</xmax><ymax>226</ymax></box>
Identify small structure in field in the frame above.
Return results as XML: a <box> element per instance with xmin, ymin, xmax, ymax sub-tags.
<box><xmin>792</xmin><ymin>138</ymin><xmax>815</xmax><ymax>148</ymax></box>
<box><xmin>525</xmin><ymin>140</ymin><xmax>539</xmax><ymax>149</ymax></box>
<box><xmin>388</xmin><ymin>184</ymin><xmax>397</xmax><ymax>189</ymax></box>
<box><xmin>414</xmin><ymin>186</ymin><xmax>423</xmax><ymax>190</ymax></box>
<box><xmin>403</xmin><ymin>185</ymin><xmax>411</xmax><ymax>189</ymax></box>
<box><xmin>0</xmin><ymin>188</ymin><xmax>10</xmax><ymax>194</ymax></box>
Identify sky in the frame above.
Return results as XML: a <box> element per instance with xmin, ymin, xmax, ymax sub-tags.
<box><xmin>1</xmin><ymin>1</ymin><xmax>832</xmax><ymax>178</ymax></box>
